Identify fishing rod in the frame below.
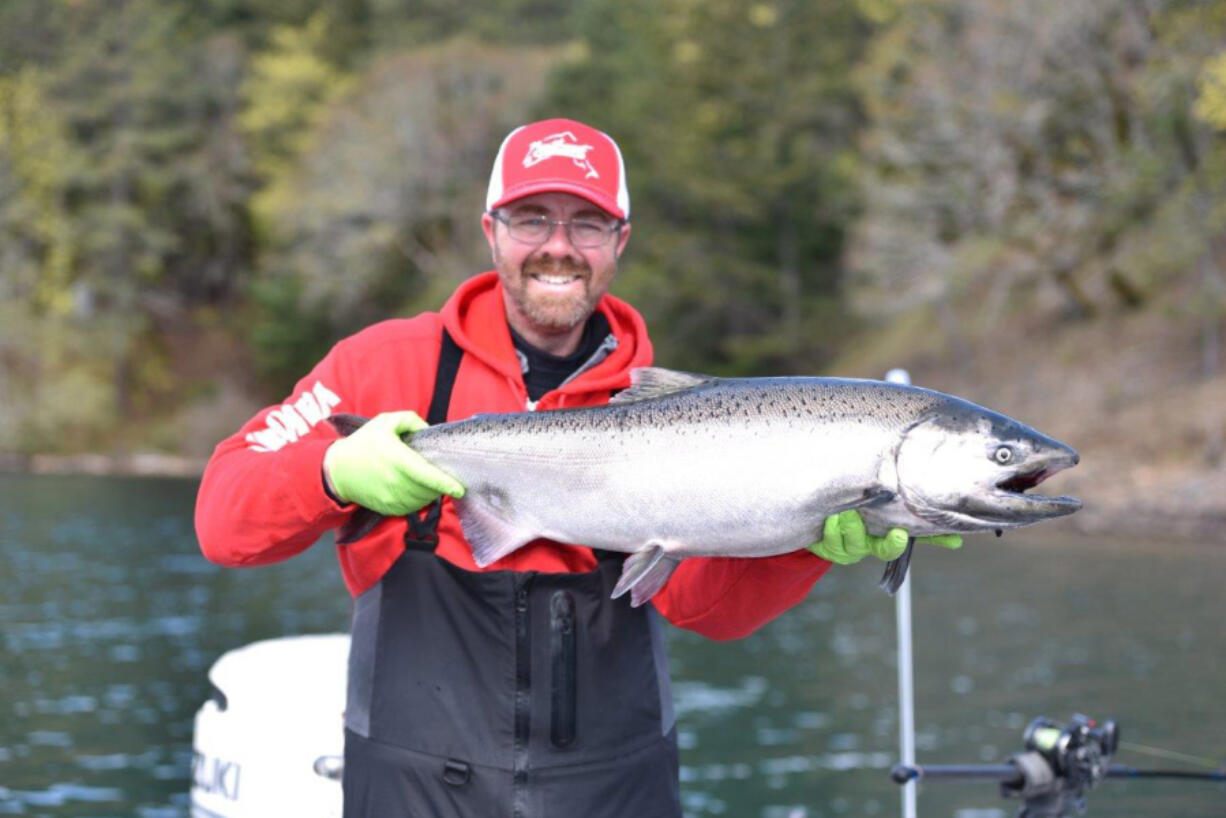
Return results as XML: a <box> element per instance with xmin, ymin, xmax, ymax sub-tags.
<box><xmin>888</xmin><ymin>714</ymin><xmax>1225</xmax><ymax>818</ymax></box>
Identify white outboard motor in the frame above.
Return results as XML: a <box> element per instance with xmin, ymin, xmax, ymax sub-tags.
<box><xmin>190</xmin><ymin>634</ymin><xmax>350</xmax><ymax>818</ymax></box>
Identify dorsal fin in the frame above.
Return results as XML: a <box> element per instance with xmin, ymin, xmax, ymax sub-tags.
<box><xmin>609</xmin><ymin>367</ymin><xmax>714</xmax><ymax>404</ymax></box>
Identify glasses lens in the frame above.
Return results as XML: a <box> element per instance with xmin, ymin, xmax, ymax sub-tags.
<box><xmin>507</xmin><ymin>215</ymin><xmax>549</xmax><ymax>242</ymax></box>
<box><xmin>568</xmin><ymin>220</ymin><xmax>611</xmax><ymax>247</ymax></box>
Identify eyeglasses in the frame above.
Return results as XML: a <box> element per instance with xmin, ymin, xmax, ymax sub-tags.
<box><xmin>490</xmin><ymin>210</ymin><xmax>625</xmax><ymax>248</ymax></box>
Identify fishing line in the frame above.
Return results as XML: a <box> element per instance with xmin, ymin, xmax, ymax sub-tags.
<box><xmin>1119</xmin><ymin>741</ymin><xmax>1224</xmax><ymax>771</ymax></box>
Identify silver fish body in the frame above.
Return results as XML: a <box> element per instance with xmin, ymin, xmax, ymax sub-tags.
<box><xmin>334</xmin><ymin>368</ymin><xmax>1081</xmax><ymax>605</ymax></box>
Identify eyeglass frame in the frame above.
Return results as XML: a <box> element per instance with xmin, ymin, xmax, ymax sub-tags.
<box><xmin>488</xmin><ymin>208</ymin><xmax>628</xmax><ymax>248</ymax></box>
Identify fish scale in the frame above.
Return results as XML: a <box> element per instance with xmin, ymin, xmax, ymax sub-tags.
<box><xmin>331</xmin><ymin>367</ymin><xmax>1081</xmax><ymax>605</ymax></box>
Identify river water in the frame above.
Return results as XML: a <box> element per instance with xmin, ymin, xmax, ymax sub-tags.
<box><xmin>1</xmin><ymin>474</ymin><xmax>1223</xmax><ymax>817</ymax></box>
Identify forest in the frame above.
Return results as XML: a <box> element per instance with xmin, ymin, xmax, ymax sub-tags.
<box><xmin>2</xmin><ymin>0</ymin><xmax>1224</xmax><ymax>534</ymax></box>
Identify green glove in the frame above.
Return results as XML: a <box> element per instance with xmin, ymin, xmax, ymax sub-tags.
<box><xmin>323</xmin><ymin>411</ymin><xmax>465</xmax><ymax>516</ymax></box>
<box><xmin>807</xmin><ymin>509</ymin><xmax>963</xmax><ymax>565</ymax></box>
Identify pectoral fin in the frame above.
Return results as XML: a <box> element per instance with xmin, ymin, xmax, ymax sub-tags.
<box><xmin>611</xmin><ymin>544</ymin><xmax>681</xmax><ymax>607</ymax></box>
<box><xmin>878</xmin><ymin>536</ymin><xmax>916</xmax><ymax>595</ymax></box>
<box><xmin>830</xmin><ymin>487</ymin><xmax>896</xmax><ymax>513</ymax></box>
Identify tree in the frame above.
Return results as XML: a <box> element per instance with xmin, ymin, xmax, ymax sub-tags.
<box><xmin>248</xmin><ymin>39</ymin><xmax>561</xmax><ymax>389</ymax></box>
<box><xmin>0</xmin><ymin>0</ymin><xmax>257</xmax><ymax>451</ymax></box>
<box><xmin>1194</xmin><ymin>52</ymin><xmax>1226</xmax><ymax>130</ymax></box>
<box><xmin>849</xmin><ymin>0</ymin><xmax>1226</xmax><ymax>338</ymax></box>
<box><xmin>546</xmin><ymin>0</ymin><xmax>871</xmax><ymax>375</ymax></box>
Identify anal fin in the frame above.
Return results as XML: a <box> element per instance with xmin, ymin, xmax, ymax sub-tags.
<box><xmin>611</xmin><ymin>544</ymin><xmax>681</xmax><ymax>607</ymax></box>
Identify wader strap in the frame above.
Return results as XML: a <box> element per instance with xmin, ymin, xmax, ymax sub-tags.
<box><xmin>404</xmin><ymin>329</ymin><xmax>464</xmax><ymax>552</ymax></box>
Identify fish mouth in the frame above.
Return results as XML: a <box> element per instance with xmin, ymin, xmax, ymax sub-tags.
<box><xmin>997</xmin><ymin>467</ymin><xmax>1055</xmax><ymax>494</ymax></box>
<box><xmin>991</xmin><ymin>453</ymin><xmax>1082</xmax><ymax>516</ymax></box>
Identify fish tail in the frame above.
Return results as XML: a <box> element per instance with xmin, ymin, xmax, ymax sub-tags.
<box><xmin>878</xmin><ymin>536</ymin><xmax>916</xmax><ymax>595</ymax></box>
<box><xmin>336</xmin><ymin>508</ymin><xmax>387</xmax><ymax>544</ymax></box>
<box><xmin>326</xmin><ymin>413</ymin><xmax>387</xmax><ymax>544</ymax></box>
<box><xmin>327</xmin><ymin>413</ymin><xmax>369</xmax><ymax>436</ymax></box>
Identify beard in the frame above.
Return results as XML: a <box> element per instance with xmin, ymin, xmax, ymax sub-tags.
<box><xmin>505</xmin><ymin>256</ymin><xmax>599</xmax><ymax>333</ymax></box>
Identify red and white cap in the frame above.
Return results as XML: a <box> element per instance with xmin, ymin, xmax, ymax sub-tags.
<box><xmin>486</xmin><ymin>118</ymin><xmax>630</xmax><ymax>220</ymax></box>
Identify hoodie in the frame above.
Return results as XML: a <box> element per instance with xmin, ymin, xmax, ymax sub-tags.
<box><xmin>195</xmin><ymin>273</ymin><xmax>829</xmax><ymax>639</ymax></box>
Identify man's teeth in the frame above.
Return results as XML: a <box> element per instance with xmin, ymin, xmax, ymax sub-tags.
<box><xmin>532</xmin><ymin>274</ymin><xmax>579</xmax><ymax>284</ymax></box>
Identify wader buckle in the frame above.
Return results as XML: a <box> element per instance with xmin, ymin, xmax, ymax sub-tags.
<box><xmin>442</xmin><ymin>759</ymin><xmax>472</xmax><ymax>787</ymax></box>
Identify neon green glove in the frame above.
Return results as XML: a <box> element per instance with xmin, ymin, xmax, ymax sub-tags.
<box><xmin>323</xmin><ymin>411</ymin><xmax>465</xmax><ymax>516</ymax></box>
<box><xmin>807</xmin><ymin>510</ymin><xmax>962</xmax><ymax>565</ymax></box>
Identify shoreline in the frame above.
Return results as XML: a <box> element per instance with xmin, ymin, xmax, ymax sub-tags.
<box><xmin>3</xmin><ymin>452</ymin><xmax>1224</xmax><ymax>542</ymax></box>
<box><xmin>0</xmin><ymin>452</ymin><xmax>206</xmax><ymax>479</ymax></box>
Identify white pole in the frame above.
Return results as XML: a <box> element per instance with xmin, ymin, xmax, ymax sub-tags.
<box><xmin>884</xmin><ymin>368</ymin><xmax>917</xmax><ymax>818</ymax></box>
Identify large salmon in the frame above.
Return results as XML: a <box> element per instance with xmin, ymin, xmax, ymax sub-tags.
<box><xmin>331</xmin><ymin>368</ymin><xmax>1081</xmax><ymax>605</ymax></box>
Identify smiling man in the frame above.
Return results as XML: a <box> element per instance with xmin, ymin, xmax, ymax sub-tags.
<box><xmin>485</xmin><ymin>191</ymin><xmax>628</xmax><ymax>350</ymax></box>
<box><xmin>195</xmin><ymin>118</ymin><xmax>942</xmax><ymax>817</ymax></box>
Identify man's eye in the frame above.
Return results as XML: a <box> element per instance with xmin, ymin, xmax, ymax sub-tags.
<box><xmin>571</xmin><ymin>221</ymin><xmax>606</xmax><ymax>236</ymax></box>
<box><xmin>511</xmin><ymin>216</ymin><xmax>548</xmax><ymax>229</ymax></box>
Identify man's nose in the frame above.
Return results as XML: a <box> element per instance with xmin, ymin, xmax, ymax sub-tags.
<box><xmin>537</xmin><ymin>221</ymin><xmax>581</xmax><ymax>258</ymax></box>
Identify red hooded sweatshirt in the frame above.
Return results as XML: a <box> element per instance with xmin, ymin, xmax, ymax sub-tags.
<box><xmin>195</xmin><ymin>273</ymin><xmax>830</xmax><ymax>640</ymax></box>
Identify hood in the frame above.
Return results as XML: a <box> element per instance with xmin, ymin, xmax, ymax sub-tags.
<box><xmin>440</xmin><ymin>271</ymin><xmax>654</xmax><ymax>398</ymax></box>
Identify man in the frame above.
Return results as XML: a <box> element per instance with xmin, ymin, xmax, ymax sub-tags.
<box><xmin>195</xmin><ymin>118</ymin><xmax>959</xmax><ymax>817</ymax></box>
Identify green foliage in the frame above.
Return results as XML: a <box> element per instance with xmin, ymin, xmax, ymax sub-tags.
<box><xmin>246</xmin><ymin>39</ymin><xmax>561</xmax><ymax>391</ymax></box>
<box><xmin>0</xmin><ymin>0</ymin><xmax>257</xmax><ymax>451</ymax></box>
<box><xmin>240</xmin><ymin>11</ymin><xmax>352</xmax><ymax>231</ymax></box>
<box><xmin>546</xmin><ymin>0</ymin><xmax>870</xmax><ymax>375</ymax></box>
<box><xmin>1194</xmin><ymin>53</ymin><xmax>1226</xmax><ymax>130</ymax></box>
<box><xmin>850</xmin><ymin>0</ymin><xmax>1226</xmax><ymax>336</ymax></box>
<box><xmin>0</xmin><ymin>67</ymin><xmax>79</xmax><ymax>314</ymax></box>
<box><xmin>3</xmin><ymin>0</ymin><xmax>1225</xmax><ymax>456</ymax></box>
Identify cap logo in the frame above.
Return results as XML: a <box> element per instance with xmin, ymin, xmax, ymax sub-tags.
<box><xmin>522</xmin><ymin>131</ymin><xmax>599</xmax><ymax>180</ymax></box>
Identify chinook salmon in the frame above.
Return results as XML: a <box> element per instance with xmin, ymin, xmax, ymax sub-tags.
<box><xmin>330</xmin><ymin>368</ymin><xmax>1081</xmax><ymax>606</ymax></box>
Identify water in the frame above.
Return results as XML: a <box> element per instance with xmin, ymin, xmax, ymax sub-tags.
<box><xmin>1</xmin><ymin>474</ymin><xmax>1223</xmax><ymax>817</ymax></box>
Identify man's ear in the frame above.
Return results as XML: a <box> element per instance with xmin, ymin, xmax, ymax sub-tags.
<box><xmin>481</xmin><ymin>211</ymin><xmax>497</xmax><ymax>254</ymax></box>
<box><xmin>614</xmin><ymin>221</ymin><xmax>631</xmax><ymax>259</ymax></box>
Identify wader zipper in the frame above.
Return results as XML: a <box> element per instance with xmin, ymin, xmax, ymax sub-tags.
<box><xmin>550</xmin><ymin>591</ymin><xmax>577</xmax><ymax>748</ymax></box>
<box><xmin>512</xmin><ymin>574</ymin><xmax>534</xmax><ymax>818</ymax></box>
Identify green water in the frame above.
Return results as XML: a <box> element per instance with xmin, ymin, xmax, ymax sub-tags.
<box><xmin>1</xmin><ymin>474</ymin><xmax>1223</xmax><ymax>817</ymax></box>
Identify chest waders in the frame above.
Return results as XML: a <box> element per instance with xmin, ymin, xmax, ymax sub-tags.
<box><xmin>342</xmin><ymin>331</ymin><xmax>682</xmax><ymax>818</ymax></box>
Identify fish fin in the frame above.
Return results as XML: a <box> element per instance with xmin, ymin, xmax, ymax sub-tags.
<box><xmin>336</xmin><ymin>508</ymin><xmax>387</xmax><ymax>544</ymax></box>
<box><xmin>455</xmin><ymin>495</ymin><xmax>536</xmax><ymax>567</ymax></box>
<box><xmin>629</xmin><ymin>557</ymin><xmax>680</xmax><ymax>608</ymax></box>
<box><xmin>878</xmin><ymin>536</ymin><xmax>915</xmax><ymax>595</ymax></box>
<box><xmin>611</xmin><ymin>544</ymin><xmax>680</xmax><ymax>607</ymax></box>
<box><xmin>610</xmin><ymin>367</ymin><xmax>714</xmax><ymax>404</ymax></box>
<box><xmin>826</xmin><ymin>488</ymin><xmax>896</xmax><ymax>515</ymax></box>
<box><xmin>327</xmin><ymin>413</ymin><xmax>369</xmax><ymax>437</ymax></box>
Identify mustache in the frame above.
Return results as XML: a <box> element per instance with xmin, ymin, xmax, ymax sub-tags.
<box><xmin>524</xmin><ymin>257</ymin><xmax>590</xmax><ymax>278</ymax></box>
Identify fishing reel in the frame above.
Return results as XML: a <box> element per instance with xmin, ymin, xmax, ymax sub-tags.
<box><xmin>890</xmin><ymin>714</ymin><xmax>1150</xmax><ymax>818</ymax></box>
<box><xmin>892</xmin><ymin>714</ymin><xmax>1224</xmax><ymax>816</ymax></box>
<box><xmin>1002</xmin><ymin>715</ymin><xmax>1119</xmax><ymax>816</ymax></box>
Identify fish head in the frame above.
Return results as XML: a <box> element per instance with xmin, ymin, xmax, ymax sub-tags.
<box><xmin>894</xmin><ymin>406</ymin><xmax>1082</xmax><ymax>533</ymax></box>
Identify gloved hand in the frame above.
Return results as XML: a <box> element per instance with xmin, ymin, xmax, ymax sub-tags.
<box><xmin>323</xmin><ymin>411</ymin><xmax>465</xmax><ymax>515</ymax></box>
<box><xmin>807</xmin><ymin>510</ymin><xmax>962</xmax><ymax>564</ymax></box>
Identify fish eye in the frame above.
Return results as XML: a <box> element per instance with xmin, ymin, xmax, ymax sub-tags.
<box><xmin>993</xmin><ymin>446</ymin><xmax>1014</xmax><ymax>465</ymax></box>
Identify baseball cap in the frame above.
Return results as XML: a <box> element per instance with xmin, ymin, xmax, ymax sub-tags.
<box><xmin>486</xmin><ymin>118</ymin><xmax>630</xmax><ymax>220</ymax></box>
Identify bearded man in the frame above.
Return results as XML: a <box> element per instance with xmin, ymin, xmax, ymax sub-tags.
<box><xmin>195</xmin><ymin>118</ymin><xmax>954</xmax><ymax>817</ymax></box>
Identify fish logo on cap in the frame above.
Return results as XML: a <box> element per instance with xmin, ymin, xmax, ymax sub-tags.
<box><xmin>522</xmin><ymin>131</ymin><xmax>599</xmax><ymax>180</ymax></box>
